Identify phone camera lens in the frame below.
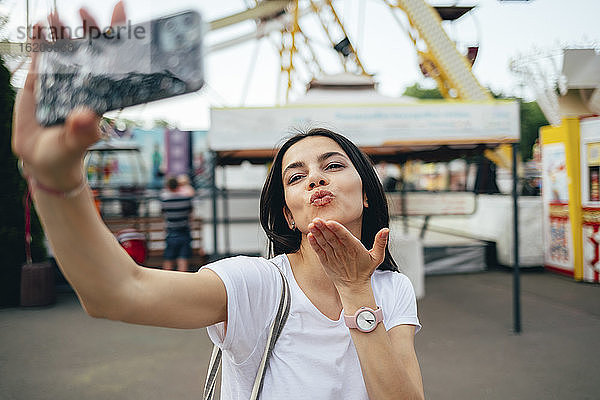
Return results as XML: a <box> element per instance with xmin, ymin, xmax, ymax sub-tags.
<box><xmin>165</xmin><ymin>20</ymin><xmax>175</xmax><ymax>31</ymax></box>
<box><xmin>184</xmin><ymin>15</ymin><xmax>194</xmax><ymax>25</ymax></box>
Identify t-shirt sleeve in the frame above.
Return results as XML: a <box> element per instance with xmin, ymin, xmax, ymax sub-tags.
<box><xmin>383</xmin><ymin>273</ymin><xmax>421</xmax><ymax>334</ymax></box>
<box><xmin>202</xmin><ymin>256</ymin><xmax>281</xmax><ymax>364</ymax></box>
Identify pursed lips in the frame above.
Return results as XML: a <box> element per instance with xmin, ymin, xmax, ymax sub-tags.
<box><xmin>310</xmin><ymin>189</ymin><xmax>335</xmax><ymax>206</ymax></box>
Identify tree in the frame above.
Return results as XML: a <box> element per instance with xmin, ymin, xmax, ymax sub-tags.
<box><xmin>153</xmin><ymin>118</ymin><xmax>175</xmax><ymax>129</ymax></box>
<box><xmin>402</xmin><ymin>83</ymin><xmax>444</xmax><ymax>99</ymax></box>
<box><xmin>519</xmin><ymin>100</ymin><xmax>547</xmax><ymax>161</ymax></box>
<box><xmin>0</xmin><ymin>57</ymin><xmax>46</xmax><ymax>306</ymax></box>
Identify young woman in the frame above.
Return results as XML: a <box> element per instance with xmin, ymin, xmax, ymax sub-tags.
<box><xmin>12</xmin><ymin>3</ymin><xmax>424</xmax><ymax>399</ymax></box>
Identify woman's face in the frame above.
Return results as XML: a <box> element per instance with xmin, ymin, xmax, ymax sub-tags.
<box><xmin>281</xmin><ymin>136</ymin><xmax>367</xmax><ymax>238</ymax></box>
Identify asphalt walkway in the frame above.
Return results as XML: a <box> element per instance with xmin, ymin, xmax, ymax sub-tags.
<box><xmin>1</xmin><ymin>269</ymin><xmax>598</xmax><ymax>399</ymax></box>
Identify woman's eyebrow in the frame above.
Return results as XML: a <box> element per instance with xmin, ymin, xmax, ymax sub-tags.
<box><xmin>282</xmin><ymin>151</ymin><xmax>347</xmax><ymax>178</ymax></box>
<box><xmin>318</xmin><ymin>151</ymin><xmax>346</xmax><ymax>163</ymax></box>
<box><xmin>282</xmin><ymin>161</ymin><xmax>304</xmax><ymax>178</ymax></box>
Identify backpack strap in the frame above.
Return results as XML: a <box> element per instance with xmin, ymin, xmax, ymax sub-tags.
<box><xmin>203</xmin><ymin>262</ymin><xmax>291</xmax><ymax>400</ymax></box>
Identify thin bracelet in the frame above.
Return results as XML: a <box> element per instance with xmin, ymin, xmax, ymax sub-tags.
<box><xmin>18</xmin><ymin>158</ymin><xmax>88</xmax><ymax>199</ymax></box>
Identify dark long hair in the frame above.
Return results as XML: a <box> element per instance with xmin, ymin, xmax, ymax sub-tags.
<box><xmin>259</xmin><ymin>128</ymin><xmax>398</xmax><ymax>272</ymax></box>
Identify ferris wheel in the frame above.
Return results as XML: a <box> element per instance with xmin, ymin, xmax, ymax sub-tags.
<box><xmin>205</xmin><ymin>0</ymin><xmax>491</xmax><ymax>104</ymax></box>
<box><xmin>1</xmin><ymin>0</ymin><xmax>490</xmax><ymax>105</ymax></box>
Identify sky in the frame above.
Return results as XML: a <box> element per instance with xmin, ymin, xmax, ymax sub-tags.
<box><xmin>2</xmin><ymin>0</ymin><xmax>600</xmax><ymax>130</ymax></box>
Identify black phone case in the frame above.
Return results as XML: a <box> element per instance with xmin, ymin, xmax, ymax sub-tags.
<box><xmin>35</xmin><ymin>10</ymin><xmax>204</xmax><ymax>126</ymax></box>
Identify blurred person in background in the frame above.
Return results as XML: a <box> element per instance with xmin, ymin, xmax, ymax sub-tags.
<box><xmin>176</xmin><ymin>174</ymin><xmax>195</xmax><ymax>197</ymax></box>
<box><xmin>160</xmin><ymin>176</ymin><xmax>193</xmax><ymax>272</ymax></box>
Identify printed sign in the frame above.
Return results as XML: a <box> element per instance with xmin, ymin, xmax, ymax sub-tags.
<box><xmin>542</xmin><ymin>143</ymin><xmax>569</xmax><ymax>203</ymax></box>
<box><xmin>541</xmin><ymin>142</ymin><xmax>573</xmax><ymax>270</ymax></box>
<box><xmin>387</xmin><ymin>192</ymin><xmax>477</xmax><ymax>216</ymax></box>
<box><xmin>582</xmin><ymin>221</ymin><xmax>600</xmax><ymax>283</ymax></box>
<box><xmin>209</xmin><ymin>101</ymin><xmax>520</xmax><ymax>151</ymax></box>
<box><xmin>547</xmin><ymin>218</ymin><xmax>572</xmax><ymax>267</ymax></box>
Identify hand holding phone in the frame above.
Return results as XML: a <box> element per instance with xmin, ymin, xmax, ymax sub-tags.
<box><xmin>13</xmin><ymin>3</ymin><xmax>152</xmax><ymax>194</ymax></box>
<box><xmin>35</xmin><ymin>10</ymin><xmax>205</xmax><ymax>126</ymax></box>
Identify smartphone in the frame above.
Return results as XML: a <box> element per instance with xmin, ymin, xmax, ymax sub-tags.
<box><xmin>35</xmin><ymin>10</ymin><xmax>204</xmax><ymax>126</ymax></box>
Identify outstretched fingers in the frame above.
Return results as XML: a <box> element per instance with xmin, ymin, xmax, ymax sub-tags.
<box><xmin>111</xmin><ymin>1</ymin><xmax>127</xmax><ymax>26</ymax></box>
<box><xmin>323</xmin><ymin>220</ymin><xmax>363</xmax><ymax>251</ymax></box>
<box><xmin>308</xmin><ymin>220</ymin><xmax>337</xmax><ymax>259</ymax></box>
<box><xmin>79</xmin><ymin>7</ymin><xmax>100</xmax><ymax>38</ymax></box>
<box><xmin>307</xmin><ymin>232</ymin><xmax>329</xmax><ymax>264</ymax></box>
<box><xmin>47</xmin><ymin>11</ymin><xmax>69</xmax><ymax>41</ymax></box>
<box><xmin>369</xmin><ymin>228</ymin><xmax>390</xmax><ymax>265</ymax></box>
<box><xmin>313</xmin><ymin>219</ymin><xmax>345</xmax><ymax>248</ymax></box>
<box><xmin>13</xmin><ymin>23</ymin><xmax>46</xmax><ymax>156</ymax></box>
<box><xmin>22</xmin><ymin>23</ymin><xmax>45</xmax><ymax>93</ymax></box>
<box><xmin>64</xmin><ymin>109</ymin><xmax>102</xmax><ymax>155</ymax></box>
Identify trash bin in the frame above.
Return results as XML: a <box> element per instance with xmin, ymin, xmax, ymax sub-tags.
<box><xmin>20</xmin><ymin>261</ymin><xmax>56</xmax><ymax>307</ymax></box>
<box><xmin>118</xmin><ymin>186</ymin><xmax>143</xmax><ymax>217</ymax></box>
<box><xmin>116</xmin><ymin>229</ymin><xmax>147</xmax><ymax>265</ymax></box>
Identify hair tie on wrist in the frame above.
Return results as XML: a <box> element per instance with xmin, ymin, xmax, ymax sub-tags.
<box><xmin>18</xmin><ymin>158</ymin><xmax>88</xmax><ymax>198</ymax></box>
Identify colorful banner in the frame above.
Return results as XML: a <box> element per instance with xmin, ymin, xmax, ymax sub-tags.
<box><xmin>580</xmin><ymin>117</ymin><xmax>600</xmax><ymax>282</ymax></box>
<box><xmin>542</xmin><ymin>142</ymin><xmax>574</xmax><ymax>271</ymax></box>
<box><xmin>165</xmin><ymin>129</ymin><xmax>191</xmax><ymax>177</ymax></box>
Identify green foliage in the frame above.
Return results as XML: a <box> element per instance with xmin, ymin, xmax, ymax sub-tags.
<box><xmin>402</xmin><ymin>83</ymin><xmax>444</xmax><ymax>99</ymax></box>
<box><xmin>485</xmin><ymin>90</ymin><xmax>548</xmax><ymax>161</ymax></box>
<box><xmin>153</xmin><ymin>119</ymin><xmax>175</xmax><ymax>128</ymax></box>
<box><xmin>102</xmin><ymin>116</ymin><xmax>143</xmax><ymax>130</ymax></box>
<box><xmin>519</xmin><ymin>100</ymin><xmax>547</xmax><ymax>160</ymax></box>
<box><xmin>0</xmin><ymin>57</ymin><xmax>46</xmax><ymax>306</ymax></box>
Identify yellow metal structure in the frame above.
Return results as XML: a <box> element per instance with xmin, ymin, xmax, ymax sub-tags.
<box><xmin>311</xmin><ymin>0</ymin><xmax>367</xmax><ymax>75</ymax></box>
<box><xmin>276</xmin><ymin>0</ymin><xmax>369</xmax><ymax>102</ymax></box>
<box><xmin>209</xmin><ymin>0</ymin><xmax>291</xmax><ymax>31</ymax></box>
<box><xmin>386</xmin><ymin>0</ymin><xmax>492</xmax><ymax>101</ymax></box>
<box><xmin>381</xmin><ymin>1</ymin><xmax>511</xmax><ymax>170</ymax></box>
<box><xmin>4</xmin><ymin>0</ymin><xmax>495</xmax><ymax>108</ymax></box>
<box><xmin>278</xmin><ymin>0</ymin><xmax>300</xmax><ymax>103</ymax></box>
<box><xmin>4</xmin><ymin>0</ymin><xmax>491</xmax><ymax>105</ymax></box>
<box><xmin>270</xmin><ymin>0</ymin><xmax>491</xmax><ymax>104</ymax></box>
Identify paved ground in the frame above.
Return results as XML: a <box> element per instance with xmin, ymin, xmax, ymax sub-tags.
<box><xmin>1</xmin><ymin>269</ymin><xmax>599</xmax><ymax>400</ymax></box>
<box><xmin>416</xmin><ymin>270</ymin><xmax>599</xmax><ymax>400</ymax></box>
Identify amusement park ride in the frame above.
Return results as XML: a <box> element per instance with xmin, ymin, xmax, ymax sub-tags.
<box><xmin>4</xmin><ymin>0</ymin><xmax>593</xmax><ymax>123</ymax></box>
<box><xmin>204</xmin><ymin>0</ymin><xmax>492</xmax><ymax>103</ymax></box>
<box><xmin>2</xmin><ymin>0</ymin><xmax>491</xmax><ymax>104</ymax></box>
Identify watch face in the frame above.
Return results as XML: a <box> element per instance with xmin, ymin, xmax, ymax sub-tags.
<box><xmin>356</xmin><ymin>309</ymin><xmax>377</xmax><ymax>332</ymax></box>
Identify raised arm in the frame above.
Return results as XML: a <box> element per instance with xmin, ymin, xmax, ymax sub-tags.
<box><xmin>11</xmin><ymin>3</ymin><xmax>227</xmax><ymax>329</ymax></box>
<box><xmin>307</xmin><ymin>218</ymin><xmax>425</xmax><ymax>400</ymax></box>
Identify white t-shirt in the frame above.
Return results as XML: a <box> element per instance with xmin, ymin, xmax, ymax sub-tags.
<box><xmin>204</xmin><ymin>254</ymin><xmax>421</xmax><ymax>400</ymax></box>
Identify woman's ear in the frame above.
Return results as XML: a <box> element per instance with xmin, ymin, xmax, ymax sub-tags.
<box><xmin>363</xmin><ymin>192</ymin><xmax>369</xmax><ymax>208</ymax></box>
<box><xmin>283</xmin><ymin>206</ymin><xmax>295</xmax><ymax>229</ymax></box>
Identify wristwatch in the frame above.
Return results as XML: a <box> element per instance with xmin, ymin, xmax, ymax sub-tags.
<box><xmin>344</xmin><ymin>306</ymin><xmax>383</xmax><ymax>333</ymax></box>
